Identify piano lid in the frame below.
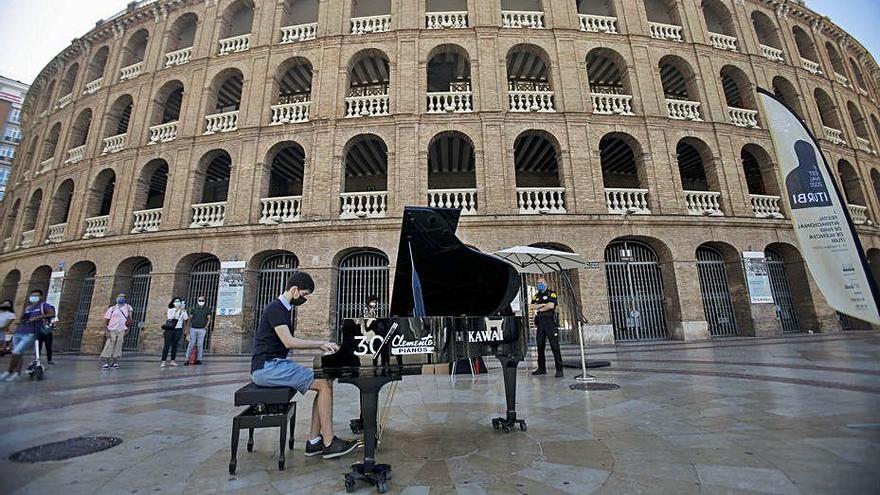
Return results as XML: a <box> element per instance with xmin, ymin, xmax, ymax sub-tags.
<box><xmin>389</xmin><ymin>206</ymin><xmax>520</xmax><ymax>317</ymax></box>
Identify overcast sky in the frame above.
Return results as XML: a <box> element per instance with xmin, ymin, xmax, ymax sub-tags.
<box><xmin>0</xmin><ymin>0</ymin><xmax>878</xmax><ymax>85</ymax></box>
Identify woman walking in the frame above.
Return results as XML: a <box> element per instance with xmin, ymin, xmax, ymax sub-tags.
<box><xmin>161</xmin><ymin>297</ymin><xmax>188</xmax><ymax>367</ymax></box>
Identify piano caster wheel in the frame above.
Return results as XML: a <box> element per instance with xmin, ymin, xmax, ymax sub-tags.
<box><xmin>246</xmin><ymin>444</ymin><xmax>253</xmax><ymax>453</ymax></box>
<box><xmin>350</xmin><ymin>418</ymin><xmax>364</xmax><ymax>435</ymax></box>
<box><xmin>491</xmin><ymin>418</ymin><xmax>501</xmax><ymax>430</ymax></box>
<box><xmin>278</xmin><ymin>459</ymin><xmax>285</xmax><ymax>471</ymax></box>
<box><xmin>501</xmin><ymin>424</ymin><xmax>511</xmax><ymax>433</ymax></box>
<box><xmin>228</xmin><ymin>461</ymin><xmax>236</xmax><ymax>476</ymax></box>
<box><xmin>520</xmin><ymin>421</ymin><xmax>528</xmax><ymax>432</ymax></box>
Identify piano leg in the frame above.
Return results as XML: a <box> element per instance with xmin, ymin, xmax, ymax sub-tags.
<box><xmin>341</xmin><ymin>376</ymin><xmax>394</xmax><ymax>494</ymax></box>
<box><xmin>492</xmin><ymin>357</ymin><xmax>527</xmax><ymax>433</ymax></box>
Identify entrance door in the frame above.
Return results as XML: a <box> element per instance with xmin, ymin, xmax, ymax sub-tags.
<box><xmin>252</xmin><ymin>253</ymin><xmax>300</xmax><ymax>344</ymax></box>
<box><xmin>335</xmin><ymin>250</ymin><xmax>389</xmax><ymax>340</ymax></box>
<box><xmin>605</xmin><ymin>240</ymin><xmax>667</xmax><ymax>341</ymax></box>
<box><xmin>67</xmin><ymin>269</ymin><xmax>96</xmax><ymax>351</ymax></box>
<box><xmin>123</xmin><ymin>260</ymin><xmax>151</xmax><ymax>351</ymax></box>
<box><xmin>187</xmin><ymin>257</ymin><xmax>220</xmax><ymax>351</ymax></box>
<box><xmin>765</xmin><ymin>248</ymin><xmax>802</xmax><ymax>333</ymax></box>
<box><xmin>696</xmin><ymin>246</ymin><xmax>737</xmax><ymax>337</ymax></box>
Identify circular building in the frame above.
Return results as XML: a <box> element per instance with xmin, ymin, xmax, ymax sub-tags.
<box><xmin>2</xmin><ymin>0</ymin><xmax>880</xmax><ymax>354</ymax></box>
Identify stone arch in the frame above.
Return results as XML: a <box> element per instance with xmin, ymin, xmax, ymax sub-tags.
<box><xmin>765</xmin><ymin>242</ymin><xmax>818</xmax><ymax>333</ymax></box>
<box><xmin>2</xmin><ymin>199</ymin><xmax>20</xmax><ymax>239</ymax></box>
<box><xmin>814</xmin><ymin>87</ymin><xmax>841</xmax><ymax>129</ymax></box>
<box><xmin>48</xmin><ymin>179</ymin><xmax>75</xmax><ymax>226</ymax></box>
<box><xmin>506</xmin><ymin>44</ymin><xmax>553</xmax><ymax>90</ymax></box>
<box><xmin>104</xmin><ymin>94</ymin><xmax>134</xmax><ymax>138</ymax></box>
<box><xmin>68</xmin><ymin>109</ymin><xmax>92</xmax><ymax>149</ymax></box>
<box><xmin>427</xmin><ymin>130</ymin><xmax>476</xmax><ymax>190</ymax></box>
<box><xmin>658</xmin><ymin>54</ymin><xmax>699</xmax><ymax>103</ymax></box>
<box><xmin>751</xmin><ymin>10</ymin><xmax>781</xmax><ymax>50</ymax></box>
<box><xmin>599</xmin><ymin>131</ymin><xmax>647</xmax><ymax>190</ymax></box>
<box><xmin>22</xmin><ymin>188</ymin><xmax>43</xmax><ymax>232</ymax></box>
<box><xmin>134</xmin><ymin>158</ymin><xmax>170</xmax><ymax>212</ymax></box>
<box><xmin>85</xmin><ymin>168</ymin><xmax>116</xmax><ymax>218</ymax></box>
<box><xmin>772</xmin><ymin>76</ymin><xmax>803</xmax><ymax>119</ymax></box>
<box><xmin>219</xmin><ymin>0</ymin><xmax>255</xmax><ymax>39</ymax></box>
<box><xmin>513</xmin><ymin>129</ymin><xmax>561</xmax><ymax>188</ymax></box>
<box><xmin>42</xmin><ymin>122</ymin><xmax>62</xmax><ymax>161</ymax></box>
<box><xmin>264</xmin><ymin>141</ymin><xmax>306</xmax><ymax>198</ymax></box>
<box><xmin>825</xmin><ymin>41</ymin><xmax>846</xmax><ymax>76</ymax></box>
<box><xmin>740</xmin><ymin>143</ymin><xmax>779</xmax><ymax>197</ymax></box>
<box><xmin>121</xmin><ymin>28</ymin><xmax>150</xmax><ymax>68</ymax></box>
<box><xmin>272</xmin><ymin>57</ymin><xmax>313</xmax><ymax>106</ymax></box>
<box><xmin>1</xmin><ymin>269</ymin><xmax>20</xmax><ymax>303</ymax></box>
<box><xmin>59</xmin><ymin>63</ymin><xmax>79</xmax><ymax>98</ymax></box>
<box><xmin>207</xmin><ymin>67</ymin><xmax>244</xmax><ymax>113</ymax></box>
<box><xmin>838</xmin><ymin>159</ymin><xmax>866</xmax><ymax>206</ymax></box>
<box><xmin>585</xmin><ymin>47</ymin><xmax>633</xmax><ymax>100</ymax></box>
<box><xmin>343</xmin><ymin>134</ymin><xmax>388</xmax><ymax>193</ymax></box>
<box><xmin>150</xmin><ymin>80</ymin><xmax>185</xmax><ymax>126</ymax></box>
<box><xmin>846</xmin><ymin>101</ymin><xmax>870</xmax><ymax>140</ymax></box>
<box><xmin>57</xmin><ymin>260</ymin><xmax>97</xmax><ymax>350</ymax></box>
<box><xmin>676</xmin><ymin>136</ymin><xmax>719</xmax><ymax>192</ymax></box>
<box><xmin>701</xmin><ymin>0</ymin><xmax>735</xmax><ymax>37</ymax></box>
<box><xmin>85</xmin><ymin>46</ymin><xmax>110</xmax><ymax>83</ymax></box>
<box><xmin>792</xmin><ymin>25</ymin><xmax>819</xmax><ymax>63</ymax></box>
<box><xmin>333</xmin><ymin>247</ymin><xmax>390</xmax><ymax>335</ymax></box>
<box><xmin>167</xmin><ymin>12</ymin><xmax>198</xmax><ymax>53</ymax></box>
<box><xmin>720</xmin><ymin>65</ymin><xmax>756</xmax><ymax>111</ymax></box>
<box><xmin>695</xmin><ymin>241</ymin><xmax>749</xmax><ymax>336</ymax></box>
<box><xmin>27</xmin><ymin>265</ymin><xmax>52</xmax><ymax>300</ymax></box>
<box><xmin>193</xmin><ymin>149</ymin><xmax>232</xmax><ymax>204</ymax></box>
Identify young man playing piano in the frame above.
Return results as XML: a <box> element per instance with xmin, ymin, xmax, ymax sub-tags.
<box><xmin>251</xmin><ymin>271</ymin><xmax>359</xmax><ymax>459</ymax></box>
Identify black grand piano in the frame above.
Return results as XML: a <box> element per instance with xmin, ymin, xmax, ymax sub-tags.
<box><xmin>314</xmin><ymin>206</ymin><xmax>528</xmax><ymax>493</ymax></box>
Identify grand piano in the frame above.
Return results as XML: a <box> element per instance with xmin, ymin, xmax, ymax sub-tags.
<box><xmin>313</xmin><ymin>206</ymin><xmax>528</xmax><ymax>493</ymax></box>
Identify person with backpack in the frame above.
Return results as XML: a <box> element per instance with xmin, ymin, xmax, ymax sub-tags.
<box><xmin>1</xmin><ymin>290</ymin><xmax>54</xmax><ymax>381</ymax></box>
<box><xmin>0</xmin><ymin>299</ymin><xmax>15</xmax><ymax>357</ymax></box>
<box><xmin>101</xmin><ymin>293</ymin><xmax>133</xmax><ymax>370</ymax></box>
<box><xmin>161</xmin><ymin>297</ymin><xmax>188</xmax><ymax>367</ymax></box>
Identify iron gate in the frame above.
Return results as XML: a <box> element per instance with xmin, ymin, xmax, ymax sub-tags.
<box><xmin>838</xmin><ymin>312</ymin><xmax>872</xmax><ymax>331</ymax></box>
<box><xmin>122</xmin><ymin>260</ymin><xmax>151</xmax><ymax>351</ymax></box>
<box><xmin>605</xmin><ymin>240</ymin><xmax>668</xmax><ymax>341</ymax></box>
<box><xmin>524</xmin><ymin>271</ymin><xmax>578</xmax><ymax>344</ymax></box>
<box><xmin>186</xmin><ymin>257</ymin><xmax>220</xmax><ymax>351</ymax></box>
<box><xmin>335</xmin><ymin>250</ymin><xmax>389</xmax><ymax>340</ymax></box>
<box><xmin>67</xmin><ymin>269</ymin><xmax>96</xmax><ymax>351</ymax></box>
<box><xmin>765</xmin><ymin>249</ymin><xmax>802</xmax><ymax>333</ymax></box>
<box><xmin>252</xmin><ymin>253</ymin><xmax>300</xmax><ymax>340</ymax></box>
<box><xmin>696</xmin><ymin>246</ymin><xmax>737</xmax><ymax>337</ymax></box>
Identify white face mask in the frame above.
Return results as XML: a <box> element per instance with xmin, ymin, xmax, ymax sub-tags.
<box><xmin>197</xmin><ymin>301</ymin><xmax>205</xmax><ymax>307</ymax></box>
<box><xmin>174</xmin><ymin>301</ymin><xmax>182</xmax><ymax>308</ymax></box>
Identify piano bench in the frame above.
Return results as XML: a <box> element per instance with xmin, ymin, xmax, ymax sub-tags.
<box><xmin>229</xmin><ymin>383</ymin><xmax>297</xmax><ymax>475</ymax></box>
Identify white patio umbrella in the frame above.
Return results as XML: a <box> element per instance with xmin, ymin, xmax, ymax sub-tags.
<box><xmin>493</xmin><ymin>246</ymin><xmax>598</xmax><ymax>383</ymax></box>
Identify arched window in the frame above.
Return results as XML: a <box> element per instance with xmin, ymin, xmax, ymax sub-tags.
<box><xmin>838</xmin><ymin>160</ymin><xmax>866</xmax><ymax>206</ymax></box>
<box><xmin>345</xmin><ymin>49</ymin><xmax>390</xmax><ymax>117</ymax></box>
<box><xmin>814</xmin><ymin>88</ymin><xmax>843</xmax><ymax>141</ymax></box>
<box><xmin>58</xmin><ymin>63</ymin><xmax>79</xmax><ymax>105</ymax></box>
<box><xmin>205</xmin><ymin>69</ymin><xmax>244</xmax><ymax>133</ymax></box>
<box><xmin>772</xmin><ymin>76</ymin><xmax>802</xmax><ymax>118</ymax></box>
<box><xmin>260</xmin><ymin>142</ymin><xmax>306</xmax><ymax>223</ymax></box>
<box><xmin>599</xmin><ymin>132</ymin><xmax>651</xmax><ymax>214</ymax></box>
<box><xmin>165</xmin><ymin>13</ymin><xmax>198</xmax><ymax>66</ymax></box>
<box><xmin>341</xmin><ymin>135</ymin><xmax>388</xmax><ymax>219</ymax></box>
<box><xmin>659</xmin><ymin>55</ymin><xmax>702</xmax><ymax>120</ymax></box>
<box><xmin>741</xmin><ymin>144</ymin><xmax>783</xmax><ymax>218</ymax></box>
<box><xmin>427</xmin><ymin>131</ymin><xmax>477</xmax><ymax>214</ymax></box>
<box><xmin>218</xmin><ymin>0</ymin><xmax>254</xmax><ymax>54</ymax></box>
<box><xmin>792</xmin><ymin>26</ymin><xmax>821</xmax><ymax>73</ymax></box>
<box><xmin>42</xmin><ymin>123</ymin><xmax>61</xmax><ymax>163</ymax></box>
<box><xmin>586</xmin><ymin>48</ymin><xmax>633</xmax><ymax>115</ymax></box>
<box><xmin>702</xmin><ymin>0</ymin><xmax>736</xmax><ymax>50</ymax></box>
<box><xmin>47</xmin><ymin>179</ymin><xmax>74</xmax><ymax>241</ymax></box>
<box><xmin>281</xmin><ymin>0</ymin><xmax>319</xmax><ymax>42</ymax></box>
<box><xmin>84</xmin><ymin>169</ymin><xmax>115</xmax><ymax>238</ymax></box>
<box><xmin>751</xmin><ymin>10</ymin><xmax>783</xmax><ymax>61</ymax></box>
<box><xmin>350</xmin><ymin>0</ymin><xmax>391</xmax><ymax>34</ymax></box>
<box><xmin>677</xmin><ymin>138</ymin><xmax>723</xmax><ymax>215</ymax></box>
<box><xmin>132</xmin><ymin>159</ymin><xmax>169</xmax><ymax>233</ymax></box>
<box><xmin>506</xmin><ymin>45</ymin><xmax>554</xmax><ymax>112</ymax></box>
<box><xmin>66</xmin><ymin>110</ymin><xmax>91</xmax><ymax>164</ymax></box>
<box><xmin>825</xmin><ymin>42</ymin><xmax>847</xmax><ymax>81</ymax></box>
<box><xmin>426</xmin><ymin>45</ymin><xmax>472</xmax><ymax>113</ymax></box>
<box><xmin>271</xmin><ymin>58</ymin><xmax>313</xmax><ymax>124</ymax></box>
<box><xmin>720</xmin><ymin>65</ymin><xmax>758</xmax><ymax>127</ymax></box>
<box><xmin>120</xmin><ymin>29</ymin><xmax>149</xmax><ymax>80</ymax></box>
<box><xmin>148</xmin><ymin>80</ymin><xmax>184</xmax><ymax>143</ymax></box>
<box><xmin>514</xmin><ymin>131</ymin><xmax>565</xmax><ymax>214</ymax></box>
<box><xmin>84</xmin><ymin>46</ymin><xmax>109</xmax><ymax>92</ymax></box>
<box><xmin>103</xmin><ymin>95</ymin><xmax>133</xmax><ymax>154</ymax></box>
<box><xmin>21</xmin><ymin>189</ymin><xmax>43</xmax><ymax>244</ymax></box>
<box><xmin>644</xmin><ymin>0</ymin><xmax>683</xmax><ymax>41</ymax></box>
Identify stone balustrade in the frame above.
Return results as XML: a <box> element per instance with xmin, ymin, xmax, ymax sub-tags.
<box><xmin>856</xmin><ymin>137</ymin><xmax>873</xmax><ymax>153</ymax></box>
<box><xmin>280</xmin><ymin>22</ymin><xmax>317</xmax><ymax>43</ymax></box>
<box><xmin>351</xmin><ymin>15</ymin><xmax>391</xmax><ymax>34</ymax></box>
<box><xmin>822</xmin><ymin>125</ymin><xmax>845</xmax><ymax>145</ymax></box>
<box><xmin>340</xmin><ymin>191</ymin><xmax>388</xmax><ymax>219</ymax></box>
<box><xmin>848</xmin><ymin>204</ymin><xmax>870</xmax><ymax>225</ymax></box>
<box><xmin>270</xmin><ymin>101</ymin><xmax>310</xmax><ymax>124</ymax></box>
<box><xmin>119</xmin><ymin>61</ymin><xmax>143</xmax><ymax>81</ymax></box>
<box><xmin>801</xmin><ymin>58</ymin><xmax>822</xmax><ymax>74</ymax></box>
<box><xmin>508</xmin><ymin>90</ymin><xmax>555</xmax><ymax>112</ymax></box>
<box><xmin>501</xmin><ymin>10</ymin><xmax>545</xmax><ymax>29</ymax></box>
<box><xmin>260</xmin><ymin>196</ymin><xmax>302</xmax><ymax>223</ymax></box>
<box><xmin>65</xmin><ymin>145</ymin><xmax>85</xmax><ymax>164</ymax></box>
<box><xmin>148</xmin><ymin>121</ymin><xmax>178</xmax><ymax>144</ymax></box>
<box><xmin>204</xmin><ymin>110</ymin><xmax>239</xmax><ymax>134</ymax></box>
<box><xmin>47</xmin><ymin>223</ymin><xmax>66</xmax><ymax>244</ymax></box>
<box><xmin>728</xmin><ymin>107</ymin><xmax>759</xmax><ymax>128</ymax></box>
<box><xmin>427</xmin><ymin>188</ymin><xmax>477</xmax><ymax>214</ymax></box>
<box><xmin>83</xmin><ymin>215</ymin><xmax>109</xmax><ymax>238</ymax></box>
<box><xmin>605</xmin><ymin>188</ymin><xmax>651</xmax><ymax>215</ymax></box>
<box><xmin>591</xmin><ymin>93</ymin><xmax>634</xmax><ymax>115</ymax></box>
<box><xmin>684</xmin><ymin>191</ymin><xmax>723</xmax><ymax>216</ymax></box>
<box><xmin>1</xmin><ymin>238</ymin><xmax>10</xmax><ymax>253</ymax></box>
<box><xmin>517</xmin><ymin>187</ymin><xmax>566</xmax><ymax>214</ymax></box>
<box><xmin>57</xmin><ymin>93</ymin><xmax>73</xmax><ymax>109</ymax></box>
<box><xmin>834</xmin><ymin>72</ymin><xmax>849</xmax><ymax>85</ymax></box>
<box><xmin>190</xmin><ymin>202</ymin><xmax>226</xmax><ymax>228</ymax></box>
<box><xmin>39</xmin><ymin>158</ymin><xmax>54</xmax><ymax>173</ymax></box>
<box><xmin>665</xmin><ymin>99</ymin><xmax>702</xmax><ymax>121</ymax></box>
<box><xmin>750</xmin><ymin>194</ymin><xmax>784</xmax><ymax>218</ymax></box>
<box><xmin>218</xmin><ymin>33</ymin><xmax>251</xmax><ymax>55</ymax></box>
<box><xmin>164</xmin><ymin>47</ymin><xmax>192</xmax><ymax>67</ymax></box>
<box><xmin>578</xmin><ymin>14</ymin><xmax>617</xmax><ymax>34</ymax></box>
<box><xmin>760</xmin><ymin>44</ymin><xmax>784</xmax><ymax>62</ymax></box>
<box><xmin>102</xmin><ymin>133</ymin><xmax>127</xmax><ymax>154</ymax></box>
<box><xmin>131</xmin><ymin>208</ymin><xmax>162</xmax><ymax>233</ymax></box>
<box><xmin>708</xmin><ymin>32</ymin><xmax>737</xmax><ymax>51</ymax></box>
<box><xmin>345</xmin><ymin>94</ymin><xmax>390</xmax><ymax>118</ymax></box>
<box><xmin>426</xmin><ymin>91</ymin><xmax>473</xmax><ymax>113</ymax></box>
<box><xmin>426</xmin><ymin>11</ymin><xmax>467</xmax><ymax>29</ymax></box>
<box><xmin>83</xmin><ymin>77</ymin><xmax>103</xmax><ymax>95</ymax></box>
<box><xmin>19</xmin><ymin>230</ymin><xmax>34</xmax><ymax>249</ymax></box>
<box><xmin>648</xmin><ymin>22</ymin><xmax>683</xmax><ymax>41</ymax></box>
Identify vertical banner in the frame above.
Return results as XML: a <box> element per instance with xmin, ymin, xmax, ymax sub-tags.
<box><xmin>216</xmin><ymin>261</ymin><xmax>245</xmax><ymax>316</ymax></box>
<box><xmin>757</xmin><ymin>89</ymin><xmax>880</xmax><ymax>324</ymax></box>
<box><xmin>742</xmin><ymin>252</ymin><xmax>773</xmax><ymax>304</ymax></box>
<box><xmin>47</xmin><ymin>271</ymin><xmax>64</xmax><ymax>319</ymax></box>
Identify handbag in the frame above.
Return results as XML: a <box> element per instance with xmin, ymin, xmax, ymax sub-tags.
<box><xmin>37</xmin><ymin>303</ymin><xmax>53</xmax><ymax>336</ymax></box>
<box><xmin>161</xmin><ymin>318</ymin><xmax>178</xmax><ymax>331</ymax></box>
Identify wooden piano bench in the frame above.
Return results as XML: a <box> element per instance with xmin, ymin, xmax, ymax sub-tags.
<box><xmin>229</xmin><ymin>382</ymin><xmax>297</xmax><ymax>475</ymax></box>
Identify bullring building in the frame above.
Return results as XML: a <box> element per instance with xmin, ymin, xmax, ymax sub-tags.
<box><xmin>1</xmin><ymin>0</ymin><xmax>879</xmax><ymax>354</ymax></box>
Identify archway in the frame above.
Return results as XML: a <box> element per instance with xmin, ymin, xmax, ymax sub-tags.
<box><xmin>334</xmin><ymin>249</ymin><xmax>389</xmax><ymax>338</ymax></box>
<box><xmin>604</xmin><ymin>239</ymin><xmax>668</xmax><ymax>340</ymax></box>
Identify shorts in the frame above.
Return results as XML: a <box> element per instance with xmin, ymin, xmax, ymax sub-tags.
<box><xmin>12</xmin><ymin>333</ymin><xmax>35</xmax><ymax>355</ymax></box>
<box><xmin>252</xmin><ymin>358</ymin><xmax>315</xmax><ymax>394</ymax></box>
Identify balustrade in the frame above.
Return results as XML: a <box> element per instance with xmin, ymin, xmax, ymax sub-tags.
<box><xmin>204</xmin><ymin>110</ymin><xmax>239</xmax><ymax>134</ymax></box>
<box><xmin>164</xmin><ymin>47</ymin><xmax>192</xmax><ymax>67</ymax></box>
<box><xmin>280</xmin><ymin>23</ymin><xmax>317</xmax><ymax>43</ymax></box>
<box><xmin>83</xmin><ymin>77</ymin><xmax>103</xmax><ymax>95</ymax></box>
<box><xmin>517</xmin><ymin>187</ymin><xmax>566</xmax><ymax>214</ymax></box>
<box><xmin>218</xmin><ymin>34</ymin><xmax>251</xmax><ymax>55</ymax></box>
<box><xmin>578</xmin><ymin>14</ymin><xmax>617</xmax><ymax>34</ymax></box>
<box><xmin>501</xmin><ymin>11</ymin><xmax>545</xmax><ymax>29</ymax></box>
<box><xmin>131</xmin><ymin>208</ymin><xmax>162</xmax><ymax>233</ymax></box>
<box><xmin>665</xmin><ymin>99</ymin><xmax>702</xmax><ymax>121</ymax></box>
<box><xmin>65</xmin><ymin>145</ymin><xmax>85</xmax><ymax>164</ymax></box>
<box><xmin>46</xmin><ymin>223</ymin><xmax>66</xmax><ymax>243</ymax></box>
<box><xmin>648</xmin><ymin>22</ymin><xmax>683</xmax><ymax>41</ymax></box>
<box><xmin>605</xmin><ymin>188</ymin><xmax>651</xmax><ymax>215</ymax></box>
<box><xmin>190</xmin><ymin>202</ymin><xmax>226</xmax><ymax>228</ymax></box>
<box><xmin>148</xmin><ymin>121</ymin><xmax>178</xmax><ymax>144</ymax></box>
<box><xmin>728</xmin><ymin>107</ymin><xmax>759</xmax><ymax>128</ymax></box>
<box><xmin>260</xmin><ymin>196</ymin><xmax>302</xmax><ymax>223</ymax></box>
<box><xmin>684</xmin><ymin>191</ymin><xmax>723</xmax><ymax>216</ymax></box>
<box><xmin>345</xmin><ymin>94</ymin><xmax>390</xmax><ymax>118</ymax></box>
<box><xmin>427</xmin><ymin>189</ymin><xmax>477</xmax><ymax>214</ymax></box>
<box><xmin>351</xmin><ymin>15</ymin><xmax>391</xmax><ymax>34</ymax></box>
<box><xmin>83</xmin><ymin>215</ymin><xmax>109</xmax><ymax>238</ymax></box>
<box><xmin>340</xmin><ymin>191</ymin><xmax>388</xmax><ymax>219</ymax></box>
<box><xmin>119</xmin><ymin>61</ymin><xmax>143</xmax><ymax>81</ymax></box>
<box><xmin>270</xmin><ymin>101</ymin><xmax>310</xmax><ymax>124</ymax></box>
<box><xmin>760</xmin><ymin>44</ymin><xmax>784</xmax><ymax>62</ymax></box>
<box><xmin>509</xmin><ymin>90</ymin><xmax>555</xmax><ymax>112</ymax></box>
<box><xmin>426</xmin><ymin>91</ymin><xmax>473</xmax><ymax>113</ymax></box>
<box><xmin>101</xmin><ymin>133</ymin><xmax>126</xmax><ymax>154</ymax></box>
<box><xmin>708</xmin><ymin>32</ymin><xmax>737</xmax><ymax>51</ymax></box>
<box><xmin>750</xmin><ymin>194</ymin><xmax>784</xmax><ymax>218</ymax></box>
<box><xmin>591</xmin><ymin>93</ymin><xmax>633</xmax><ymax>115</ymax></box>
<box><xmin>426</xmin><ymin>11</ymin><xmax>467</xmax><ymax>29</ymax></box>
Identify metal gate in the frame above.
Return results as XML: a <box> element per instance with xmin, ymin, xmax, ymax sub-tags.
<box><xmin>335</xmin><ymin>250</ymin><xmax>389</xmax><ymax>339</ymax></box>
<box><xmin>696</xmin><ymin>246</ymin><xmax>737</xmax><ymax>337</ymax></box>
<box><xmin>838</xmin><ymin>312</ymin><xmax>872</xmax><ymax>331</ymax></box>
<box><xmin>67</xmin><ymin>269</ymin><xmax>96</xmax><ymax>351</ymax></box>
<box><xmin>765</xmin><ymin>249</ymin><xmax>802</xmax><ymax>333</ymax></box>
<box><xmin>252</xmin><ymin>253</ymin><xmax>300</xmax><ymax>340</ymax></box>
<box><xmin>122</xmin><ymin>260</ymin><xmax>151</xmax><ymax>351</ymax></box>
<box><xmin>605</xmin><ymin>240</ymin><xmax>668</xmax><ymax>341</ymax></box>
<box><xmin>186</xmin><ymin>257</ymin><xmax>220</xmax><ymax>351</ymax></box>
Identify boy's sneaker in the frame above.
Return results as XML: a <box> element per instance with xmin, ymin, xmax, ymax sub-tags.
<box><xmin>304</xmin><ymin>437</ymin><xmax>323</xmax><ymax>457</ymax></box>
<box><xmin>160</xmin><ymin>361</ymin><xmax>166</xmax><ymax>368</ymax></box>
<box><xmin>0</xmin><ymin>371</ymin><xmax>10</xmax><ymax>380</ymax></box>
<box><xmin>321</xmin><ymin>436</ymin><xmax>359</xmax><ymax>459</ymax></box>
<box><xmin>169</xmin><ymin>361</ymin><xmax>178</xmax><ymax>367</ymax></box>
<box><xmin>111</xmin><ymin>363</ymin><xmax>119</xmax><ymax>370</ymax></box>
<box><xmin>4</xmin><ymin>372</ymin><xmax>21</xmax><ymax>382</ymax></box>
<box><xmin>101</xmin><ymin>363</ymin><xmax>110</xmax><ymax>371</ymax></box>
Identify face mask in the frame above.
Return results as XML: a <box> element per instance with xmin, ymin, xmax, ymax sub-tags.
<box><xmin>198</xmin><ymin>301</ymin><xmax>205</xmax><ymax>306</ymax></box>
<box><xmin>291</xmin><ymin>295</ymin><xmax>307</xmax><ymax>307</ymax></box>
<box><xmin>0</xmin><ymin>306</ymin><xmax>11</xmax><ymax>312</ymax></box>
<box><xmin>174</xmin><ymin>301</ymin><xmax>182</xmax><ymax>308</ymax></box>
<box><xmin>117</xmin><ymin>298</ymin><xmax>126</xmax><ymax>305</ymax></box>
<box><xmin>29</xmin><ymin>295</ymin><xmax>40</xmax><ymax>304</ymax></box>
<box><xmin>369</xmin><ymin>303</ymin><xmax>377</xmax><ymax>308</ymax></box>
<box><xmin>537</xmin><ymin>283</ymin><xmax>546</xmax><ymax>291</ymax></box>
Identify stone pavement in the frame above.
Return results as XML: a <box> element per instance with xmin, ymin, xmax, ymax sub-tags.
<box><xmin>1</xmin><ymin>332</ymin><xmax>879</xmax><ymax>495</ymax></box>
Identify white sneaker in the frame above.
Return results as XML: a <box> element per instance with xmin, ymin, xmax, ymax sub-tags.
<box><xmin>4</xmin><ymin>373</ymin><xmax>20</xmax><ymax>382</ymax></box>
<box><xmin>101</xmin><ymin>363</ymin><xmax>110</xmax><ymax>371</ymax></box>
<box><xmin>169</xmin><ymin>361</ymin><xmax>178</xmax><ymax>367</ymax></box>
<box><xmin>0</xmin><ymin>371</ymin><xmax>10</xmax><ymax>380</ymax></box>
<box><xmin>160</xmin><ymin>361</ymin><xmax>166</xmax><ymax>368</ymax></box>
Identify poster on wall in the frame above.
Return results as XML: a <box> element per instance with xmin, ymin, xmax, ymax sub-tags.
<box><xmin>757</xmin><ymin>89</ymin><xmax>880</xmax><ymax>324</ymax></box>
<box><xmin>46</xmin><ymin>271</ymin><xmax>64</xmax><ymax>320</ymax></box>
<box><xmin>742</xmin><ymin>252</ymin><xmax>773</xmax><ymax>304</ymax></box>
<box><xmin>216</xmin><ymin>261</ymin><xmax>245</xmax><ymax>316</ymax></box>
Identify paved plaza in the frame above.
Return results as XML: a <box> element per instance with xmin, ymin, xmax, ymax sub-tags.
<box><xmin>0</xmin><ymin>332</ymin><xmax>879</xmax><ymax>495</ymax></box>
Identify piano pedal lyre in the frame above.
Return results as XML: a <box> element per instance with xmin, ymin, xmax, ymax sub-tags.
<box><xmin>491</xmin><ymin>414</ymin><xmax>527</xmax><ymax>433</ymax></box>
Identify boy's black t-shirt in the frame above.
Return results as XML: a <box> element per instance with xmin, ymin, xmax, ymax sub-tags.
<box><xmin>189</xmin><ymin>306</ymin><xmax>212</xmax><ymax>328</ymax></box>
<box><xmin>251</xmin><ymin>299</ymin><xmax>292</xmax><ymax>372</ymax></box>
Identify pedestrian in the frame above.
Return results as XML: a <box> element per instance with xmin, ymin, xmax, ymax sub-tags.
<box><xmin>0</xmin><ymin>299</ymin><xmax>15</xmax><ymax>357</ymax></box>
<box><xmin>531</xmin><ymin>277</ymin><xmax>564</xmax><ymax>378</ymax></box>
<box><xmin>184</xmin><ymin>295</ymin><xmax>211</xmax><ymax>365</ymax></box>
<box><xmin>161</xmin><ymin>297</ymin><xmax>188</xmax><ymax>367</ymax></box>
<box><xmin>1</xmin><ymin>290</ymin><xmax>54</xmax><ymax>381</ymax></box>
<box><xmin>37</xmin><ymin>313</ymin><xmax>56</xmax><ymax>366</ymax></box>
<box><xmin>101</xmin><ymin>293</ymin><xmax>133</xmax><ymax>370</ymax></box>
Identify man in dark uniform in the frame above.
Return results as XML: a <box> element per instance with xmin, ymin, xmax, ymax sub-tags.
<box><xmin>531</xmin><ymin>277</ymin><xmax>563</xmax><ymax>378</ymax></box>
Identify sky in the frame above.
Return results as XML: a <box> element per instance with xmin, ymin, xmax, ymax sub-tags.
<box><xmin>0</xmin><ymin>0</ymin><xmax>878</xmax><ymax>85</ymax></box>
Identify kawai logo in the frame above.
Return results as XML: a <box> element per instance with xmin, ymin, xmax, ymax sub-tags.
<box><xmin>467</xmin><ymin>320</ymin><xmax>505</xmax><ymax>343</ymax></box>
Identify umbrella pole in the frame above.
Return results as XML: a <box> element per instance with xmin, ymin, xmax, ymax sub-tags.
<box><xmin>555</xmin><ymin>263</ymin><xmax>593</xmax><ymax>383</ymax></box>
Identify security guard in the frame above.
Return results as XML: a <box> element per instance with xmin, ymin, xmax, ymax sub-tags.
<box><xmin>531</xmin><ymin>276</ymin><xmax>563</xmax><ymax>377</ymax></box>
